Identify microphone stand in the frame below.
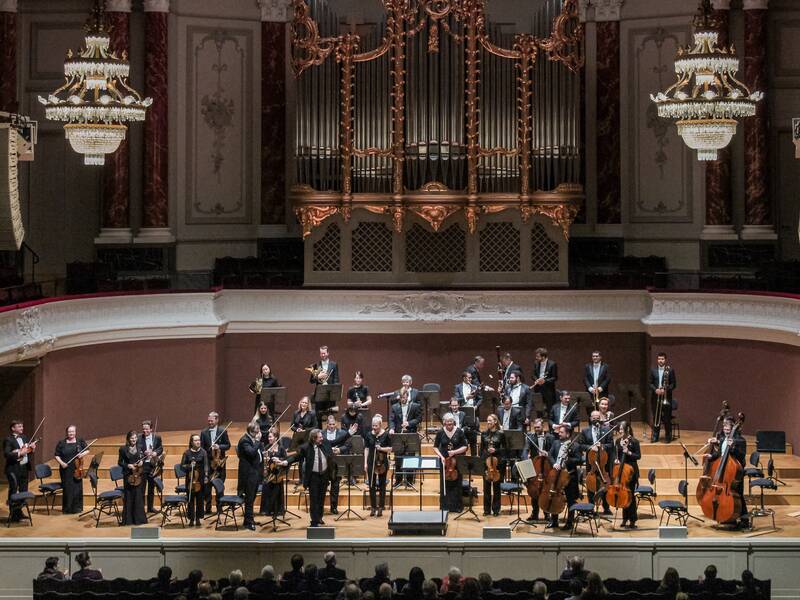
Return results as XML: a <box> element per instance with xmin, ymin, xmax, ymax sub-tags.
<box><xmin>680</xmin><ymin>441</ymin><xmax>703</xmax><ymax>523</ymax></box>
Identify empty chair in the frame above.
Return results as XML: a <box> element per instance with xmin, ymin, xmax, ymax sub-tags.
<box><xmin>658</xmin><ymin>479</ymin><xmax>690</xmax><ymax>527</ymax></box>
<box><xmin>569</xmin><ymin>500</ymin><xmax>599</xmax><ymax>537</ymax></box>
<box><xmin>743</xmin><ymin>451</ymin><xmax>764</xmax><ymax>495</ymax></box>
<box><xmin>210</xmin><ymin>478</ymin><xmax>244</xmax><ymax>530</ymax></box>
<box><xmin>5</xmin><ymin>473</ymin><xmax>35</xmax><ymax>527</ymax></box>
<box><xmin>634</xmin><ymin>468</ymin><xmax>657</xmax><ymax>517</ymax></box>
<box><xmin>34</xmin><ymin>463</ymin><xmax>62</xmax><ymax>514</ymax></box>
<box><xmin>154</xmin><ymin>477</ymin><xmax>188</xmax><ymax>528</ymax></box>
<box><xmin>173</xmin><ymin>464</ymin><xmax>187</xmax><ymax>495</ymax></box>
<box><xmin>109</xmin><ymin>465</ymin><xmax>125</xmax><ymax>492</ymax></box>
<box><xmin>87</xmin><ymin>470</ymin><xmax>122</xmax><ymax>527</ymax></box>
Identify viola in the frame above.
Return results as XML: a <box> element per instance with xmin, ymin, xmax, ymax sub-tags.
<box><xmin>538</xmin><ymin>439</ymin><xmax>573</xmax><ymax>516</ymax></box>
<box><xmin>696</xmin><ymin>412</ymin><xmax>745</xmax><ymax>524</ymax></box>
<box><xmin>585</xmin><ymin>443</ymin><xmax>609</xmax><ymax>495</ymax></box>
<box><xmin>210</xmin><ymin>447</ymin><xmax>227</xmax><ymax>480</ymax></box>
<box><xmin>188</xmin><ymin>461</ymin><xmax>204</xmax><ymax>493</ymax></box>
<box><xmin>374</xmin><ymin>446</ymin><xmax>389</xmax><ymax>475</ymax></box>
<box><xmin>73</xmin><ymin>454</ymin><xmax>87</xmax><ymax>480</ymax></box>
<box><xmin>127</xmin><ymin>457</ymin><xmax>145</xmax><ymax>487</ymax></box>
<box><xmin>606</xmin><ymin>435</ymin><xmax>634</xmax><ymax>509</ymax></box>
<box><xmin>264</xmin><ymin>452</ymin><xmax>286</xmax><ymax>485</ymax></box>
<box><xmin>444</xmin><ymin>442</ymin><xmax>459</xmax><ymax>481</ymax></box>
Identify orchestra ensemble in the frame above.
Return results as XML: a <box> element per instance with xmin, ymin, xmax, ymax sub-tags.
<box><xmin>3</xmin><ymin>346</ymin><xmax>752</xmax><ymax>532</ymax></box>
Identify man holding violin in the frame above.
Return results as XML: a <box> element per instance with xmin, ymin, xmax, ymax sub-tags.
<box><xmin>201</xmin><ymin>412</ymin><xmax>231</xmax><ymax>515</ymax></box>
<box><xmin>137</xmin><ymin>420</ymin><xmax>163</xmax><ymax>514</ymax></box>
<box><xmin>364</xmin><ymin>415</ymin><xmax>392</xmax><ymax>517</ymax></box>
<box><xmin>577</xmin><ymin>411</ymin><xmax>614</xmax><ymax>515</ymax></box>
<box><xmin>4</xmin><ymin>420</ymin><xmax>37</xmax><ymax>522</ymax></box>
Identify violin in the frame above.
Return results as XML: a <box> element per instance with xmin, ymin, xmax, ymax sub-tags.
<box><xmin>127</xmin><ymin>456</ymin><xmax>145</xmax><ymax>487</ymax></box>
<box><xmin>374</xmin><ymin>442</ymin><xmax>389</xmax><ymax>475</ymax></box>
<box><xmin>696</xmin><ymin>412</ymin><xmax>745</xmax><ymax>524</ymax></box>
<box><xmin>264</xmin><ymin>451</ymin><xmax>286</xmax><ymax>485</ymax></box>
<box><xmin>606</xmin><ymin>433</ymin><xmax>634</xmax><ymax>509</ymax></box>
<box><xmin>188</xmin><ymin>460</ymin><xmax>204</xmax><ymax>493</ymax></box>
<box><xmin>444</xmin><ymin>442</ymin><xmax>459</xmax><ymax>481</ymax></box>
<box><xmin>484</xmin><ymin>439</ymin><xmax>501</xmax><ymax>483</ymax></box>
<box><xmin>73</xmin><ymin>453</ymin><xmax>87</xmax><ymax>480</ymax></box>
<box><xmin>538</xmin><ymin>438</ymin><xmax>573</xmax><ymax>516</ymax></box>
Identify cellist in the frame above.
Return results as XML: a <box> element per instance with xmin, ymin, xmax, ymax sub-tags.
<box><xmin>480</xmin><ymin>414</ymin><xmax>505</xmax><ymax>517</ymax></box>
<box><xmin>364</xmin><ymin>415</ymin><xmax>391</xmax><ymax>517</ymax></box>
<box><xmin>526</xmin><ymin>418</ymin><xmax>553</xmax><ymax>522</ymax></box>
<box><xmin>546</xmin><ymin>424</ymin><xmax>581</xmax><ymax>530</ymax></box>
<box><xmin>577</xmin><ymin>410</ymin><xmax>613</xmax><ymax>515</ymax></box>
<box><xmin>181</xmin><ymin>434</ymin><xmax>208</xmax><ymax>527</ymax></box>
<box><xmin>703</xmin><ymin>416</ymin><xmax>748</xmax><ymax>528</ymax></box>
<box><xmin>612</xmin><ymin>421</ymin><xmax>641</xmax><ymax>529</ymax></box>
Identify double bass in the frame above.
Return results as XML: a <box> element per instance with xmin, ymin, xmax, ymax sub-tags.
<box><xmin>696</xmin><ymin>413</ymin><xmax>745</xmax><ymax>524</ymax></box>
<box><xmin>523</xmin><ymin>433</ymin><xmax>552</xmax><ymax>502</ymax></box>
<box><xmin>538</xmin><ymin>438</ymin><xmax>573</xmax><ymax>517</ymax></box>
<box><xmin>605</xmin><ymin>429</ymin><xmax>634</xmax><ymax>510</ymax></box>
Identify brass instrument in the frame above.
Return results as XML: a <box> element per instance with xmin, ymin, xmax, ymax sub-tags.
<box><xmin>653</xmin><ymin>366</ymin><xmax>671</xmax><ymax>430</ymax></box>
<box><xmin>250</xmin><ymin>377</ymin><xmax>264</xmax><ymax>395</ymax></box>
<box><xmin>305</xmin><ymin>364</ymin><xmax>328</xmax><ymax>383</ymax></box>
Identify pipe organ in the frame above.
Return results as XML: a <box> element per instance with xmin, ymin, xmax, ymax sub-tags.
<box><xmin>290</xmin><ymin>0</ymin><xmax>584</xmax><ymax>286</ymax></box>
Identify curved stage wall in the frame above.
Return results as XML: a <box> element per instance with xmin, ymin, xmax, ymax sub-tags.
<box><xmin>0</xmin><ymin>290</ymin><xmax>797</xmax><ymax>454</ymax></box>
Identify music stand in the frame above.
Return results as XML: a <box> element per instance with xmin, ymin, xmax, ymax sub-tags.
<box><xmin>313</xmin><ymin>384</ymin><xmax>343</xmax><ymax>425</ymax></box>
<box><xmin>259</xmin><ymin>386</ymin><xmax>286</xmax><ymax>416</ymax></box>
<box><xmin>482</xmin><ymin>388</ymin><xmax>500</xmax><ymax>418</ymax></box>
<box><xmin>419</xmin><ymin>389</ymin><xmax>440</xmax><ymax>441</ymax></box>
<box><xmin>678</xmin><ymin>441</ymin><xmax>703</xmax><ymax>524</ymax></box>
<box><xmin>454</xmin><ymin>455</ymin><xmax>483</xmax><ymax>522</ymax></box>
<box><xmin>333</xmin><ymin>455</ymin><xmax>365</xmax><ymax>520</ymax></box>
<box><xmin>756</xmin><ymin>431</ymin><xmax>786</xmax><ymax>486</ymax></box>
<box><xmin>391</xmin><ymin>433</ymin><xmax>420</xmax><ymax>491</ymax></box>
<box><xmin>530</xmin><ymin>392</ymin><xmax>546</xmax><ymax>419</ymax></box>
<box><xmin>343</xmin><ymin>435</ymin><xmax>365</xmax><ymax>491</ymax></box>
<box><xmin>504</xmin><ymin>430</ymin><xmax>530</xmax><ymax>530</ymax></box>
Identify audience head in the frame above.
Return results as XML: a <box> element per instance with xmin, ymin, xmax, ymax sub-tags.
<box><xmin>675</xmin><ymin>594</ymin><xmax>689</xmax><ymax>600</ymax></box>
<box><xmin>569</xmin><ymin>579</ymin><xmax>584</xmax><ymax>597</ymax></box>
<box><xmin>532</xmin><ymin>580</ymin><xmax>548</xmax><ymax>599</ymax></box>
<box><xmin>291</xmin><ymin>554</ymin><xmax>304</xmax><ymax>571</ymax></box>
<box><xmin>408</xmin><ymin>566</ymin><xmax>425</xmax><ymax>589</ymax></box>
<box><xmin>704</xmin><ymin>564</ymin><xmax>717</xmax><ymax>582</ymax></box>
<box><xmin>187</xmin><ymin>570</ymin><xmax>203</xmax><ymax>586</ymax></box>
<box><xmin>363</xmin><ymin>592</ymin><xmax>375</xmax><ymax>600</ymax></box>
<box><xmin>75</xmin><ymin>552</ymin><xmax>91</xmax><ymax>569</ymax></box>
<box><xmin>447</xmin><ymin>566</ymin><xmax>462</xmax><ymax>584</ymax></box>
<box><xmin>661</xmin><ymin>567</ymin><xmax>680</xmax><ymax>591</ymax></box>
<box><xmin>260</xmin><ymin>565</ymin><xmax>274</xmax><ymax>580</ymax></box>
<box><xmin>478</xmin><ymin>573</ymin><xmax>493</xmax><ymax>591</ymax></box>
<box><xmin>197</xmin><ymin>581</ymin><xmax>212</xmax><ymax>597</ymax></box>
<box><xmin>378</xmin><ymin>582</ymin><xmax>393</xmax><ymax>600</ymax></box>
<box><xmin>741</xmin><ymin>569</ymin><xmax>755</xmax><ymax>588</ymax></box>
<box><xmin>324</xmin><ymin>551</ymin><xmax>336</xmax><ymax>566</ymax></box>
<box><xmin>44</xmin><ymin>557</ymin><xmax>60</xmax><ymax>571</ymax></box>
<box><xmin>421</xmin><ymin>579</ymin><xmax>438</xmax><ymax>599</ymax></box>
<box><xmin>233</xmin><ymin>587</ymin><xmax>249</xmax><ymax>600</ymax></box>
<box><xmin>157</xmin><ymin>566</ymin><xmax>172</xmax><ymax>583</ymax></box>
<box><xmin>584</xmin><ymin>572</ymin><xmax>605</xmax><ymax>595</ymax></box>
<box><xmin>569</xmin><ymin>556</ymin><xmax>585</xmax><ymax>573</ymax></box>
<box><xmin>305</xmin><ymin>563</ymin><xmax>318</xmax><ymax>581</ymax></box>
<box><xmin>344</xmin><ymin>582</ymin><xmax>362</xmax><ymax>600</ymax></box>
<box><xmin>228</xmin><ymin>569</ymin><xmax>243</xmax><ymax>587</ymax></box>
<box><xmin>462</xmin><ymin>577</ymin><xmax>481</xmax><ymax>599</ymax></box>
<box><xmin>375</xmin><ymin>562</ymin><xmax>389</xmax><ymax>579</ymax></box>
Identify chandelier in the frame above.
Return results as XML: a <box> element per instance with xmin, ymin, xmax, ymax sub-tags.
<box><xmin>38</xmin><ymin>0</ymin><xmax>151</xmax><ymax>166</ymax></box>
<box><xmin>650</xmin><ymin>0</ymin><xmax>763</xmax><ymax>161</ymax></box>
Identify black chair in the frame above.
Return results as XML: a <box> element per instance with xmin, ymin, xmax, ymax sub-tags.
<box><xmin>87</xmin><ymin>470</ymin><xmax>122</xmax><ymax>527</ymax></box>
<box><xmin>5</xmin><ymin>473</ymin><xmax>34</xmax><ymax>527</ymax></box>
<box><xmin>34</xmin><ymin>463</ymin><xmax>62</xmax><ymax>514</ymax></box>
<box><xmin>210</xmin><ymin>478</ymin><xmax>244</xmax><ymax>530</ymax></box>
<box><xmin>569</xmin><ymin>501</ymin><xmax>599</xmax><ymax>537</ymax></box>
<box><xmin>635</xmin><ymin>468</ymin><xmax>657</xmax><ymax>517</ymax></box>
<box><xmin>174</xmin><ymin>463</ymin><xmax>188</xmax><ymax>494</ymax></box>
<box><xmin>658</xmin><ymin>479</ymin><xmax>689</xmax><ymax>526</ymax></box>
<box><xmin>744</xmin><ymin>451</ymin><xmax>764</xmax><ymax>495</ymax></box>
<box><xmin>748</xmin><ymin>477</ymin><xmax>777</xmax><ymax>530</ymax></box>
<box><xmin>154</xmin><ymin>477</ymin><xmax>188</xmax><ymax>528</ymax></box>
<box><xmin>500</xmin><ymin>481</ymin><xmax>527</xmax><ymax>514</ymax></box>
<box><xmin>109</xmin><ymin>464</ymin><xmax>125</xmax><ymax>492</ymax></box>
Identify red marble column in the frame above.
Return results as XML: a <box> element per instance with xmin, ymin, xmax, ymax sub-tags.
<box><xmin>260</xmin><ymin>5</ymin><xmax>287</xmax><ymax>225</ymax></box>
<box><xmin>595</xmin><ymin>20</ymin><xmax>621</xmax><ymax>225</ymax></box>
<box><xmin>0</xmin><ymin>1</ymin><xmax>17</xmax><ymax>114</ymax></box>
<box><xmin>704</xmin><ymin>5</ymin><xmax>733</xmax><ymax>231</ymax></box>
<box><xmin>100</xmin><ymin>1</ymin><xmax>131</xmax><ymax>238</ymax></box>
<box><xmin>141</xmin><ymin>0</ymin><xmax>170</xmax><ymax>234</ymax></box>
<box><xmin>743</xmin><ymin>0</ymin><xmax>771</xmax><ymax>234</ymax></box>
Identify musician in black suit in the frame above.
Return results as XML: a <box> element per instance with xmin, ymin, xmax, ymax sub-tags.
<box><xmin>236</xmin><ymin>422</ymin><xmax>263</xmax><ymax>530</ymax></box>
<box><xmin>550</xmin><ymin>390</ymin><xmax>580</xmax><ymax>432</ymax></box>
<box><xmin>200</xmin><ymin>412</ymin><xmax>231</xmax><ymax>514</ymax></box>
<box><xmin>500</xmin><ymin>352</ymin><xmax>524</xmax><ymax>387</ymax></box>
<box><xmin>3</xmin><ymin>420</ymin><xmax>37</xmax><ymax>522</ymax></box>
<box><xmin>136</xmin><ymin>420</ymin><xmax>163</xmax><ymax>513</ymax></box>
<box><xmin>532</xmin><ymin>347</ymin><xmax>558</xmax><ymax>415</ymax></box>
<box><xmin>504</xmin><ymin>372</ymin><xmax>530</xmax><ymax>427</ymax></box>
<box><xmin>526</xmin><ymin>418</ymin><xmax>554</xmax><ymax>521</ymax></box>
<box><xmin>704</xmin><ymin>416</ymin><xmax>748</xmax><ymax>528</ymax></box>
<box><xmin>289</xmin><ymin>428</ymin><xmax>339</xmax><ymax>527</ymax></box>
<box><xmin>577</xmin><ymin>410</ymin><xmax>614</xmax><ymax>514</ymax></box>
<box><xmin>649</xmin><ymin>352</ymin><xmax>677</xmax><ymax>443</ymax></box>
<box><xmin>448</xmin><ymin>397</ymin><xmax>478</xmax><ymax>455</ymax></box>
<box><xmin>389</xmin><ymin>390</ymin><xmax>422</xmax><ymax>485</ymax></box>
<box><xmin>613</xmin><ymin>421</ymin><xmax>641</xmax><ymax>528</ymax></box>
<box><xmin>321</xmin><ymin>415</ymin><xmax>357</xmax><ymax>514</ymax></box>
<box><xmin>392</xmin><ymin>374</ymin><xmax>420</xmax><ymax>405</ymax></box>
<box><xmin>547</xmin><ymin>424</ymin><xmax>581</xmax><ymax>530</ymax></box>
<box><xmin>464</xmin><ymin>355</ymin><xmax>485</xmax><ymax>388</ymax></box>
<box><xmin>309</xmin><ymin>346</ymin><xmax>340</xmax><ymax>426</ymax></box>
<box><xmin>454</xmin><ymin>370</ymin><xmax>482</xmax><ymax>410</ymax></box>
<box><xmin>497</xmin><ymin>396</ymin><xmax>524</xmax><ymax>431</ymax></box>
<box><xmin>584</xmin><ymin>350</ymin><xmax>611</xmax><ymax>399</ymax></box>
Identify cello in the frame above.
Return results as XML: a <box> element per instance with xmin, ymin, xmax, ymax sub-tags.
<box><xmin>696</xmin><ymin>413</ymin><xmax>745</xmax><ymax>524</ymax></box>
<box><xmin>538</xmin><ymin>437</ymin><xmax>574</xmax><ymax>517</ymax></box>
<box><xmin>585</xmin><ymin>408</ymin><xmax>637</xmax><ymax>499</ymax></box>
<box><xmin>605</xmin><ymin>426</ymin><xmax>634</xmax><ymax>511</ymax></box>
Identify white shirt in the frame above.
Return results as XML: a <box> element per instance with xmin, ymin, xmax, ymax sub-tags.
<box><xmin>401</xmin><ymin>402</ymin><xmax>409</xmax><ymax>421</ymax></box>
<box><xmin>461</xmin><ymin>383</ymin><xmax>474</xmax><ymax>406</ymax></box>
<box><xmin>509</xmin><ymin>384</ymin><xmax>522</xmax><ymax>406</ymax></box>
<box><xmin>592</xmin><ymin>426</ymin><xmax>600</xmax><ymax>443</ymax></box>
<box><xmin>502</xmin><ymin>410</ymin><xmax>511</xmax><ymax>430</ymax></box>
<box><xmin>313</xmin><ymin>445</ymin><xmax>327</xmax><ymax>473</ymax></box>
<box><xmin>539</xmin><ymin>361</ymin><xmax>547</xmax><ymax>378</ymax></box>
<box><xmin>658</xmin><ymin>366</ymin><xmax>665</xmax><ymax>386</ymax></box>
<box><xmin>208</xmin><ymin>427</ymin><xmax>218</xmax><ymax>444</ymax></box>
<box><xmin>320</xmin><ymin>359</ymin><xmax>329</xmax><ymax>375</ymax></box>
<box><xmin>536</xmin><ymin>434</ymin><xmax>546</xmax><ymax>451</ymax></box>
<box><xmin>721</xmin><ymin>438</ymin><xmax>730</xmax><ymax>456</ymax></box>
<box><xmin>326</xmin><ymin>429</ymin><xmax>337</xmax><ymax>442</ymax></box>
<box><xmin>559</xmin><ymin>404</ymin><xmax>568</xmax><ymax>423</ymax></box>
<box><xmin>15</xmin><ymin>436</ymin><xmax>27</xmax><ymax>466</ymax></box>
<box><xmin>592</xmin><ymin>364</ymin><xmax>601</xmax><ymax>385</ymax></box>
<box><xmin>453</xmin><ymin>413</ymin><xmax>461</xmax><ymax>429</ymax></box>
<box><xmin>144</xmin><ymin>434</ymin><xmax>153</xmax><ymax>451</ymax></box>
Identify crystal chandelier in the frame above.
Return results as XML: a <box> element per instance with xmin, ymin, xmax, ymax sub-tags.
<box><xmin>650</xmin><ymin>0</ymin><xmax>763</xmax><ymax>161</ymax></box>
<box><xmin>38</xmin><ymin>0</ymin><xmax>151</xmax><ymax>166</ymax></box>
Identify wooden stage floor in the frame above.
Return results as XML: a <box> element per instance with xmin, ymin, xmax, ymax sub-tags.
<box><xmin>3</xmin><ymin>426</ymin><xmax>798</xmax><ymax>540</ymax></box>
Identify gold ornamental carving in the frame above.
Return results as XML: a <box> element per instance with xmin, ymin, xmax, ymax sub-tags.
<box><xmin>295</xmin><ymin>206</ymin><xmax>338</xmax><ymax>238</ymax></box>
<box><xmin>410</xmin><ymin>205</ymin><xmax>460</xmax><ymax>232</ymax></box>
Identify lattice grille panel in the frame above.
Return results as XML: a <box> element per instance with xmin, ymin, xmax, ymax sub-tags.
<box><xmin>352</xmin><ymin>221</ymin><xmax>393</xmax><ymax>272</ymax></box>
<box><xmin>406</xmin><ymin>223</ymin><xmax>466</xmax><ymax>272</ymax></box>
<box><xmin>531</xmin><ymin>223</ymin><xmax>559</xmax><ymax>272</ymax></box>
<box><xmin>479</xmin><ymin>222</ymin><xmax>520</xmax><ymax>272</ymax></box>
<box><xmin>312</xmin><ymin>223</ymin><xmax>341</xmax><ymax>271</ymax></box>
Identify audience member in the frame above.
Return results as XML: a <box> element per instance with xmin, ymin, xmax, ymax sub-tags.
<box><xmin>183</xmin><ymin>570</ymin><xmax>203</xmax><ymax>600</ymax></box>
<box><xmin>441</xmin><ymin>566</ymin><xmax>464</xmax><ymax>593</ymax></box>
<box><xmin>579</xmin><ymin>572</ymin><xmax>607</xmax><ymax>600</ymax></box>
<box><xmin>37</xmin><ymin>557</ymin><xmax>66</xmax><ymax>581</ymax></box>
<box><xmin>421</xmin><ymin>579</ymin><xmax>438</xmax><ymax>600</ymax></box>
<box><xmin>532</xmin><ymin>580</ymin><xmax>548</xmax><ymax>600</ymax></box>
<box><xmin>365</xmin><ymin>562</ymin><xmax>391</xmax><ymax>594</ymax></box>
<box><xmin>656</xmin><ymin>567</ymin><xmax>681</xmax><ymax>596</ymax></box>
<box><xmin>561</xmin><ymin>556</ymin><xmax>588</xmax><ymax>583</ymax></box>
<box><xmin>566</xmin><ymin>578</ymin><xmax>584</xmax><ymax>600</ymax></box>
<box><xmin>301</xmin><ymin>563</ymin><xmax>322</xmax><ymax>593</ymax></box>
<box><xmin>247</xmin><ymin>565</ymin><xmax>278</xmax><ymax>596</ymax></box>
<box><xmin>460</xmin><ymin>577</ymin><xmax>481</xmax><ymax>600</ymax></box>
<box><xmin>477</xmin><ymin>572</ymin><xmax>496</xmax><ymax>594</ymax></box>
<box><xmin>71</xmin><ymin>552</ymin><xmax>103</xmax><ymax>581</ymax></box>
<box><xmin>321</xmin><ymin>551</ymin><xmax>347</xmax><ymax>580</ymax></box>
<box><xmin>281</xmin><ymin>554</ymin><xmax>306</xmax><ymax>592</ymax></box>
<box><xmin>738</xmin><ymin>569</ymin><xmax>764</xmax><ymax>599</ymax></box>
<box><xmin>233</xmin><ymin>587</ymin><xmax>249</xmax><ymax>600</ymax></box>
<box><xmin>675</xmin><ymin>594</ymin><xmax>688</xmax><ymax>600</ymax></box>
<box><xmin>698</xmin><ymin>564</ymin><xmax>721</xmax><ymax>595</ymax></box>
<box><xmin>377</xmin><ymin>582</ymin><xmax>393</xmax><ymax>600</ymax></box>
<box><xmin>196</xmin><ymin>580</ymin><xmax>212</xmax><ymax>598</ymax></box>
<box><xmin>343</xmin><ymin>582</ymin><xmax>362</xmax><ymax>600</ymax></box>
<box><xmin>362</xmin><ymin>592</ymin><xmax>376</xmax><ymax>600</ymax></box>
<box><xmin>151</xmin><ymin>566</ymin><xmax>177</xmax><ymax>594</ymax></box>
<box><xmin>401</xmin><ymin>566</ymin><xmax>426</xmax><ymax>597</ymax></box>
<box><xmin>221</xmin><ymin>569</ymin><xmax>244</xmax><ymax>599</ymax></box>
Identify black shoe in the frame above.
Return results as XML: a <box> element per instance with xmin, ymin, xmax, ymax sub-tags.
<box><xmin>310</xmin><ymin>522</ymin><xmax>319</xmax><ymax>528</ymax></box>
<box><xmin>629</xmin><ymin>522</ymin><xmax>638</xmax><ymax>529</ymax></box>
<box><xmin>377</xmin><ymin>509</ymin><xmax>383</xmax><ymax>517</ymax></box>
<box><xmin>331</xmin><ymin>507</ymin><xmax>338</xmax><ymax>514</ymax></box>
<box><xmin>245</xmin><ymin>523</ymin><xmax>256</xmax><ymax>531</ymax></box>
<box><xmin>620</xmin><ymin>520</ymin><xmax>628</xmax><ymax>528</ymax></box>
<box><xmin>370</xmin><ymin>508</ymin><xmax>376</xmax><ymax>517</ymax></box>
<box><xmin>194</xmin><ymin>521</ymin><xmax>202</xmax><ymax>527</ymax></box>
<box><xmin>493</xmin><ymin>511</ymin><xmax>500</xmax><ymax>517</ymax></box>
<box><xmin>483</xmin><ymin>511</ymin><xmax>490</xmax><ymax>516</ymax></box>
<box><xmin>545</xmin><ymin>520</ymin><xmax>558</xmax><ymax>529</ymax></box>
<box><xmin>663</xmin><ymin>436</ymin><xmax>672</xmax><ymax>444</ymax></box>
<box><xmin>318</xmin><ymin>519</ymin><xmax>326</xmax><ymax>526</ymax></box>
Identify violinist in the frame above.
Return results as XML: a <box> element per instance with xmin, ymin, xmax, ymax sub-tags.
<box><xmin>480</xmin><ymin>414</ymin><xmax>505</xmax><ymax>516</ymax></box>
<box><xmin>649</xmin><ymin>352</ymin><xmax>677</xmax><ymax>443</ymax></box>
<box><xmin>54</xmin><ymin>425</ymin><xmax>89</xmax><ymax>514</ymax></box>
<box><xmin>449</xmin><ymin>397</ymin><xmax>478</xmax><ymax>456</ymax></box>
<box><xmin>532</xmin><ymin>348</ymin><xmax>558</xmax><ymax>416</ymax></box>
<box><xmin>181</xmin><ymin>433</ymin><xmax>208</xmax><ymax>527</ymax></box>
<box><xmin>201</xmin><ymin>412</ymin><xmax>231</xmax><ymax>515</ymax></box>
<box><xmin>260</xmin><ymin>429</ymin><xmax>288</xmax><ymax>517</ymax></box>
<box><xmin>136</xmin><ymin>420</ymin><xmax>163</xmax><ymax>514</ymax></box>
<box><xmin>613</xmin><ymin>421</ymin><xmax>641</xmax><ymax>529</ymax></box>
<box><xmin>119</xmin><ymin>430</ymin><xmax>148</xmax><ymax>525</ymax></box>
<box><xmin>322</xmin><ymin>415</ymin><xmax>357</xmax><ymax>515</ymax></box>
<box><xmin>526</xmin><ymin>418</ymin><xmax>553</xmax><ymax>522</ymax></box>
<box><xmin>546</xmin><ymin>424</ymin><xmax>580</xmax><ymax>530</ymax></box>
<box><xmin>4</xmin><ymin>420</ymin><xmax>37</xmax><ymax>522</ymax></box>
<box><xmin>364</xmin><ymin>415</ymin><xmax>392</xmax><ymax>517</ymax></box>
<box><xmin>499</xmin><ymin>352</ymin><xmax>523</xmax><ymax>388</ymax></box>
<box><xmin>703</xmin><ymin>416</ymin><xmax>748</xmax><ymax>528</ymax></box>
<box><xmin>550</xmin><ymin>390</ymin><xmax>580</xmax><ymax>432</ymax></box>
<box><xmin>464</xmin><ymin>355</ymin><xmax>485</xmax><ymax>389</ymax></box>
<box><xmin>578</xmin><ymin>411</ymin><xmax>613</xmax><ymax>515</ymax></box>
<box><xmin>454</xmin><ymin>371</ymin><xmax>482</xmax><ymax>410</ymax></box>
<box><xmin>236</xmin><ymin>422</ymin><xmax>263</xmax><ymax>531</ymax></box>
<box><xmin>598</xmin><ymin>397</ymin><xmax>615</xmax><ymax>424</ymax></box>
<box><xmin>249</xmin><ymin>363</ymin><xmax>279</xmax><ymax>413</ymax></box>
<box><xmin>347</xmin><ymin>371</ymin><xmax>372</xmax><ymax>410</ymax></box>
<box><xmin>504</xmin><ymin>372</ymin><xmax>531</xmax><ymax>428</ymax></box>
<box><xmin>497</xmin><ymin>396</ymin><xmax>524</xmax><ymax>432</ymax></box>
<box><xmin>253</xmin><ymin>402</ymin><xmax>273</xmax><ymax>437</ymax></box>
<box><xmin>433</xmin><ymin>413</ymin><xmax>468</xmax><ymax>512</ymax></box>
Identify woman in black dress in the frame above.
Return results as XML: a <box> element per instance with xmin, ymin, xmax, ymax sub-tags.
<box><xmin>118</xmin><ymin>430</ymin><xmax>148</xmax><ymax>525</ymax></box>
<box><xmin>433</xmin><ymin>413</ymin><xmax>468</xmax><ymax>512</ymax></box>
<box><xmin>346</xmin><ymin>371</ymin><xmax>372</xmax><ymax>410</ymax></box>
<box><xmin>181</xmin><ymin>433</ymin><xmax>208</xmax><ymax>526</ymax></box>
<box><xmin>253</xmin><ymin>401</ymin><xmax>273</xmax><ymax>437</ymax></box>
<box><xmin>290</xmin><ymin>396</ymin><xmax>315</xmax><ymax>485</ymax></box>
<box><xmin>364</xmin><ymin>415</ymin><xmax>391</xmax><ymax>517</ymax></box>
<box><xmin>260</xmin><ymin>429</ymin><xmax>288</xmax><ymax>516</ymax></box>
<box><xmin>250</xmin><ymin>363</ymin><xmax>279</xmax><ymax>413</ymax></box>
<box><xmin>54</xmin><ymin>425</ymin><xmax>88</xmax><ymax>514</ymax></box>
<box><xmin>613</xmin><ymin>420</ymin><xmax>641</xmax><ymax>529</ymax></box>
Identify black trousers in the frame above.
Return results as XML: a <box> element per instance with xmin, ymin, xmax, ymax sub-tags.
<box><xmin>60</xmin><ymin>467</ymin><xmax>83</xmax><ymax>514</ymax></box>
<box><xmin>187</xmin><ymin>485</ymin><xmax>205</xmax><ymax>523</ymax></box>
<box><xmin>483</xmin><ymin>478</ymin><xmax>501</xmax><ymax>514</ymax></box>
<box><xmin>588</xmin><ymin>488</ymin><xmax>611</xmax><ymax>513</ymax></box>
<box><xmin>6</xmin><ymin>466</ymin><xmax>28</xmax><ymax>521</ymax></box>
<box><xmin>464</xmin><ymin>429</ymin><xmax>478</xmax><ymax>455</ymax></box>
<box><xmin>122</xmin><ymin>483</ymin><xmax>148</xmax><ymax>525</ymax></box>
<box><xmin>144</xmin><ymin>472</ymin><xmax>157</xmax><ymax>511</ymax></box>
<box><xmin>329</xmin><ymin>476</ymin><xmax>341</xmax><ymax>510</ymax></box>
<box><xmin>652</xmin><ymin>399</ymin><xmax>672</xmax><ymax>441</ymax></box>
<box><xmin>368</xmin><ymin>470</ymin><xmax>387</xmax><ymax>509</ymax></box>
<box><xmin>308</xmin><ymin>472</ymin><xmax>329</xmax><ymax>525</ymax></box>
<box><xmin>241</xmin><ymin>477</ymin><xmax>259</xmax><ymax>526</ymax></box>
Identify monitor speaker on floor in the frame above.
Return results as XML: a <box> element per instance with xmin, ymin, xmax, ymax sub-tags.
<box><xmin>483</xmin><ymin>527</ymin><xmax>511</xmax><ymax>539</ymax></box>
<box><xmin>307</xmin><ymin>527</ymin><xmax>335</xmax><ymax>540</ymax></box>
<box><xmin>659</xmin><ymin>526</ymin><xmax>687</xmax><ymax>539</ymax></box>
<box><xmin>131</xmin><ymin>527</ymin><xmax>160</xmax><ymax>539</ymax></box>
